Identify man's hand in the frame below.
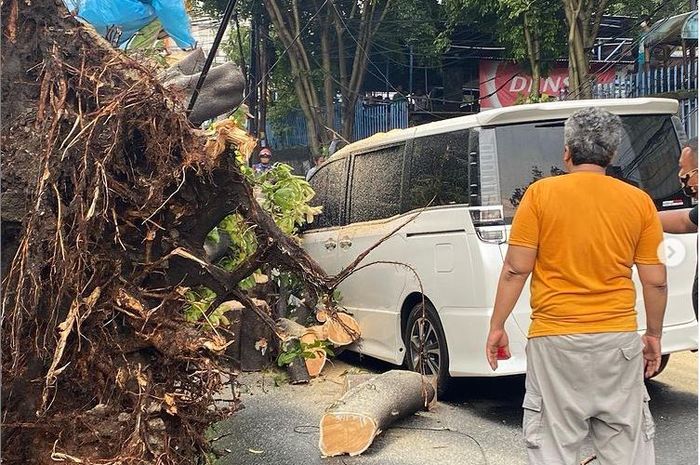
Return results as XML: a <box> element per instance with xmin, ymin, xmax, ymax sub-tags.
<box><xmin>487</xmin><ymin>245</ymin><xmax>535</xmax><ymax>371</ymax></box>
<box><xmin>642</xmin><ymin>333</ymin><xmax>662</xmax><ymax>378</ymax></box>
<box><xmin>486</xmin><ymin>327</ymin><xmax>511</xmax><ymax>371</ymax></box>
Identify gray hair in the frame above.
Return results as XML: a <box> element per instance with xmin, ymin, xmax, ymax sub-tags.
<box><xmin>564</xmin><ymin>108</ymin><xmax>622</xmax><ymax>168</ymax></box>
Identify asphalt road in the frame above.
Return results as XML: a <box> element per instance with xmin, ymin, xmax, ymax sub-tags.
<box><xmin>215</xmin><ymin>351</ymin><xmax>697</xmax><ymax>465</ymax></box>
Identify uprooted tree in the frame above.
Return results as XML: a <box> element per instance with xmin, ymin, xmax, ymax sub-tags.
<box><xmin>1</xmin><ymin>2</ymin><xmax>365</xmax><ymax>463</ymax></box>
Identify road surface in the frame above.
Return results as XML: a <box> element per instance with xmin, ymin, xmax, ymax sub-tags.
<box><xmin>215</xmin><ymin>351</ymin><xmax>697</xmax><ymax>465</ymax></box>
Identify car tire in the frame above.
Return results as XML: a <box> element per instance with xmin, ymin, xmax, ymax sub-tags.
<box><xmin>404</xmin><ymin>301</ymin><xmax>451</xmax><ymax>398</ymax></box>
<box><xmin>648</xmin><ymin>354</ymin><xmax>670</xmax><ymax>379</ymax></box>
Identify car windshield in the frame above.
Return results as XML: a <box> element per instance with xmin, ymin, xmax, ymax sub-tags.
<box><xmin>482</xmin><ymin>114</ymin><xmax>685</xmax><ymax>222</ymax></box>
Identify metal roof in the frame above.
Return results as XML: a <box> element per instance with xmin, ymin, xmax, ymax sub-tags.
<box><xmin>642</xmin><ymin>11</ymin><xmax>698</xmax><ymax>49</ymax></box>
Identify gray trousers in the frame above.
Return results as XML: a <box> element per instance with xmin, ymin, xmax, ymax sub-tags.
<box><xmin>523</xmin><ymin>332</ymin><xmax>656</xmax><ymax>465</ymax></box>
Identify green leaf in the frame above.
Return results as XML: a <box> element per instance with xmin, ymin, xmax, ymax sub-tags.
<box><xmin>239</xmin><ymin>275</ymin><xmax>256</xmax><ymax>290</ymax></box>
<box><xmin>183</xmin><ymin>286</ymin><xmax>218</xmax><ymax>324</ymax></box>
<box><xmin>206</xmin><ymin>227</ymin><xmax>220</xmax><ymax>244</ymax></box>
<box><xmin>277</xmin><ymin>350</ymin><xmax>300</xmax><ymax>366</ymax></box>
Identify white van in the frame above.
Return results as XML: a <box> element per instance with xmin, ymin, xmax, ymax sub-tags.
<box><xmin>302</xmin><ymin>98</ymin><xmax>698</xmax><ymax>393</ymax></box>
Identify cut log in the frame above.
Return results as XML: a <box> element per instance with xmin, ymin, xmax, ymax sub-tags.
<box><xmin>323</xmin><ymin>312</ymin><xmax>360</xmax><ymax>346</ymax></box>
<box><xmin>315</xmin><ymin>308</ymin><xmax>329</xmax><ymax>323</ymax></box>
<box><xmin>319</xmin><ymin>370</ymin><xmax>435</xmax><ymax>457</ymax></box>
<box><xmin>276</xmin><ymin>318</ymin><xmax>327</xmax><ymax>343</ymax></box>
<box><xmin>240</xmin><ymin>305</ymin><xmax>273</xmax><ymax>372</ymax></box>
<box><xmin>219</xmin><ymin>302</ymin><xmax>243</xmax><ymax>369</ymax></box>
<box><xmin>287</xmin><ymin>356</ymin><xmax>310</xmax><ymax>385</ymax></box>
<box><xmin>276</xmin><ymin>318</ymin><xmax>308</xmax><ymax>339</ymax></box>
<box><xmin>342</xmin><ymin>373</ymin><xmax>376</xmax><ymax>394</ymax></box>
<box><xmin>276</xmin><ymin>318</ymin><xmax>328</xmax><ymax>377</ymax></box>
<box><xmin>304</xmin><ymin>349</ymin><xmax>327</xmax><ymax>377</ymax></box>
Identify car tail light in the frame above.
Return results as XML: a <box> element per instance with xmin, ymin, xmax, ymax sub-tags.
<box><xmin>468</xmin><ymin>206</ymin><xmax>506</xmax><ymax>244</ymax></box>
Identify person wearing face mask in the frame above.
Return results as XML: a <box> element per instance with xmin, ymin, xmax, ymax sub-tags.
<box><xmin>253</xmin><ymin>147</ymin><xmax>273</xmax><ymax>174</ymax></box>
<box><xmin>659</xmin><ymin>137</ymin><xmax>698</xmax><ymax>318</ymax></box>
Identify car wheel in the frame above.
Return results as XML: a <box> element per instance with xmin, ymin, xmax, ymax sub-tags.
<box><xmin>404</xmin><ymin>301</ymin><xmax>451</xmax><ymax>398</ymax></box>
<box><xmin>648</xmin><ymin>354</ymin><xmax>670</xmax><ymax>379</ymax></box>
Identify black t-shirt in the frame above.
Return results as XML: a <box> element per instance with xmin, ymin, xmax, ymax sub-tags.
<box><xmin>691</xmin><ymin>206</ymin><xmax>698</xmax><ymax>318</ymax></box>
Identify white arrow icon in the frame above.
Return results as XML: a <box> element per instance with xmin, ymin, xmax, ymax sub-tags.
<box><xmin>657</xmin><ymin>238</ymin><xmax>687</xmax><ymax>268</ymax></box>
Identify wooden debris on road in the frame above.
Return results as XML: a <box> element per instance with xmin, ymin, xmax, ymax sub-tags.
<box><xmin>319</xmin><ymin>370</ymin><xmax>435</xmax><ymax>457</ymax></box>
<box><xmin>276</xmin><ymin>312</ymin><xmax>360</xmax><ymax>380</ymax></box>
<box><xmin>323</xmin><ymin>311</ymin><xmax>360</xmax><ymax>346</ymax></box>
<box><xmin>286</xmin><ymin>356</ymin><xmax>311</xmax><ymax>384</ymax></box>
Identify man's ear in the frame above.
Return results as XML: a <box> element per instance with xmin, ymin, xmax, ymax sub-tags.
<box><xmin>680</xmin><ymin>146</ymin><xmax>697</xmax><ymax>169</ymax></box>
<box><xmin>563</xmin><ymin>145</ymin><xmax>572</xmax><ymax>164</ymax></box>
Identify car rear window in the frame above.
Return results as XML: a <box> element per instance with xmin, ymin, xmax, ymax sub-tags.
<box><xmin>482</xmin><ymin>115</ymin><xmax>686</xmax><ymax>222</ymax></box>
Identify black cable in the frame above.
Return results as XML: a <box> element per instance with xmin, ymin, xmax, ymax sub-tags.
<box><xmin>595</xmin><ymin>0</ymin><xmax>680</xmax><ymax>50</ymax></box>
<box><xmin>327</xmin><ymin>1</ymin><xmax>459</xmax><ymax>120</ymax></box>
<box><xmin>187</xmin><ymin>0</ymin><xmax>238</xmax><ymax>114</ymax></box>
<box><xmin>293</xmin><ymin>425</ymin><xmax>319</xmax><ymax>434</ymax></box>
<box><xmin>233</xmin><ymin>11</ymin><xmax>248</xmax><ymax>88</ymax></box>
<box><xmin>393</xmin><ymin>425</ymin><xmax>489</xmax><ymax>465</ymax></box>
<box><xmin>477</xmin><ymin>72</ymin><xmax>520</xmax><ymax>101</ymax></box>
<box><xmin>330</xmin><ymin>1</ymin><xmax>521</xmax><ymax>109</ymax></box>
<box><xmin>239</xmin><ymin>0</ymin><xmax>331</xmax><ymax>107</ymax></box>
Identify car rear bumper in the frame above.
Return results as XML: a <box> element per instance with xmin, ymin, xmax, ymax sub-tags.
<box><xmin>656</xmin><ymin>319</ymin><xmax>698</xmax><ymax>354</ymax></box>
<box><xmin>444</xmin><ymin>310</ymin><xmax>698</xmax><ymax>378</ymax></box>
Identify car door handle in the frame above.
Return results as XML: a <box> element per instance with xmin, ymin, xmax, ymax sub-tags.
<box><xmin>324</xmin><ymin>238</ymin><xmax>337</xmax><ymax>250</ymax></box>
<box><xmin>339</xmin><ymin>237</ymin><xmax>352</xmax><ymax>249</ymax></box>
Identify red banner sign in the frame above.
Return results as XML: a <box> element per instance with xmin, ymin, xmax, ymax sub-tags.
<box><xmin>479</xmin><ymin>61</ymin><xmax>616</xmax><ymax>109</ymax></box>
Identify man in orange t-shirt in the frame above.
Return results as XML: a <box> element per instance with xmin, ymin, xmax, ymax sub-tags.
<box><xmin>485</xmin><ymin>108</ymin><xmax>666</xmax><ymax>465</ymax></box>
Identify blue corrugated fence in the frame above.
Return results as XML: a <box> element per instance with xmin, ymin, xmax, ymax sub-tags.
<box><xmin>592</xmin><ymin>63</ymin><xmax>698</xmax><ymax>137</ymax></box>
<box><xmin>266</xmin><ymin>99</ymin><xmax>409</xmax><ymax>150</ymax></box>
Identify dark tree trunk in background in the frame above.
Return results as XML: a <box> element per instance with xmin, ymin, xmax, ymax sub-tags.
<box><xmin>442</xmin><ymin>64</ymin><xmax>465</xmax><ymax>112</ymax></box>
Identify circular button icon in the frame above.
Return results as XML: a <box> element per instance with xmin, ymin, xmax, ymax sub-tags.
<box><xmin>657</xmin><ymin>237</ymin><xmax>687</xmax><ymax>268</ymax></box>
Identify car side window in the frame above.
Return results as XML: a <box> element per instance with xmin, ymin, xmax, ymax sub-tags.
<box><xmin>404</xmin><ymin>130</ymin><xmax>472</xmax><ymax>212</ymax></box>
<box><xmin>307</xmin><ymin>158</ymin><xmax>347</xmax><ymax>230</ymax></box>
<box><xmin>348</xmin><ymin>145</ymin><xmax>405</xmax><ymax>224</ymax></box>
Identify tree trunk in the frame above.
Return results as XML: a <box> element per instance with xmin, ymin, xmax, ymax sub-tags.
<box><xmin>334</xmin><ymin>0</ymin><xmax>392</xmax><ymax>142</ymax></box>
<box><xmin>564</xmin><ymin>0</ymin><xmax>583</xmax><ymax>99</ymax></box>
<box><xmin>319</xmin><ymin>370</ymin><xmax>435</xmax><ymax>457</ymax></box>
<box><xmin>524</xmin><ymin>12</ymin><xmax>541</xmax><ymax>100</ymax></box>
<box><xmin>572</xmin><ymin>25</ymin><xmax>591</xmax><ymax>98</ymax></box>
<box><xmin>342</xmin><ymin>373</ymin><xmax>377</xmax><ymax>393</ymax></box>
<box><xmin>563</xmin><ymin>0</ymin><xmax>607</xmax><ymax>100</ymax></box>
<box><xmin>263</xmin><ymin>0</ymin><xmax>326</xmax><ymax>154</ymax></box>
<box><xmin>320</xmin><ymin>12</ymin><xmax>335</xmax><ymax>134</ymax></box>
<box><xmin>240</xmin><ymin>306</ymin><xmax>273</xmax><ymax>371</ymax></box>
<box><xmin>333</xmin><ymin>8</ymin><xmax>349</xmax><ymax>104</ymax></box>
<box><xmin>259</xmin><ymin>15</ymin><xmax>270</xmax><ymax>141</ymax></box>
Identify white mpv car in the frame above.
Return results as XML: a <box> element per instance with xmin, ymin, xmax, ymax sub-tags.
<box><xmin>302</xmin><ymin>98</ymin><xmax>698</xmax><ymax>393</ymax></box>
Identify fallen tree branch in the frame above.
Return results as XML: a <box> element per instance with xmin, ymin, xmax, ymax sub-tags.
<box><xmin>329</xmin><ymin>200</ymin><xmax>434</xmax><ymax>289</ymax></box>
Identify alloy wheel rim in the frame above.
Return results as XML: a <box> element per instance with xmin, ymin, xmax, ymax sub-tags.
<box><xmin>409</xmin><ymin>317</ymin><xmax>441</xmax><ymax>376</ymax></box>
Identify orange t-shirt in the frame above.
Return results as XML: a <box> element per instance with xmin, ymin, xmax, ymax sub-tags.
<box><xmin>508</xmin><ymin>171</ymin><xmax>664</xmax><ymax>338</ymax></box>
